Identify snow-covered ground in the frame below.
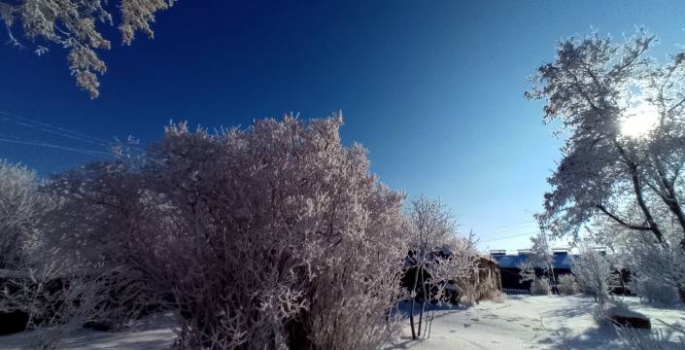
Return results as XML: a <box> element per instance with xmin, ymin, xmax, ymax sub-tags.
<box><xmin>0</xmin><ymin>295</ymin><xmax>682</xmax><ymax>349</ymax></box>
<box><xmin>0</xmin><ymin>313</ymin><xmax>178</xmax><ymax>350</ymax></box>
<box><xmin>388</xmin><ymin>295</ymin><xmax>685</xmax><ymax>350</ymax></box>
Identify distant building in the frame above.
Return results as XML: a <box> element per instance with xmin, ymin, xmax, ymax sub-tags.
<box><xmin>489</xmin><ymin>248</ymin><xmax>631</xmax><ymax>295</ymax></box>
<box><xmin>489</xmin><ymin>249</ymin><xmax>578</xmax><ymax>291</ymax></box>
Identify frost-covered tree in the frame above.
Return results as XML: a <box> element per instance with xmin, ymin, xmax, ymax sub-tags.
<box><xmin>519</xmin><ymin>229</ymin><xmax>555</xmax><ymax>284</ymax></box>
<box><xmin>0</xmin><ymin>159</ymin><xmax>49</xmax><ymax>269</ymax></box>
<box><xmin>403</xmin><ymin>196</ymin><xmax>477</xmax><ymax>340</ymax></box>
<box><xmin>0</xmin><ymin>0</ymin><xmax>175</xmax><ymax>98</ymax></box>
<box><xmin>528</xmin><ymin>30</ymin><xmax>685</xmax><ymax>303</ymax></box>
<box><xmin>527</xmin><ymin>30</ymin><xmax>685</xmax><ymax>247</ymax></box>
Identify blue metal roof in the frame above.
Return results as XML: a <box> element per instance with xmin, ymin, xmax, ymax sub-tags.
<box><xmin>491</xmin><ymin>253</ymin><xmax>578</xmax><ymax>269</ymax></box>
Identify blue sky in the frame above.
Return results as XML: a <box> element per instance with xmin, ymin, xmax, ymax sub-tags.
<box><xmin>1</xmin><ymin>0</ymin><xmax>684</xmax><ymax>251</ymax></box>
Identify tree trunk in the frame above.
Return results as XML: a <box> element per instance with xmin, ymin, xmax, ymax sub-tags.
<box><xmin>409</xmin><ymin>298</ymin><xmax>416</xmax><ymax>340</ymax></box>
<box><xmin>417</xmin><ymin>267</ymin><xmax>427</xmax><ymax>337</ymax></box>
<box><xmin>662</xmin><ymin>194</ymin><xmax>685</xmax><ymax>248</ymax></box>
<box><xmin>629</xmin><ymin>166</ymin><xmax>665</xmax><ymax>243</ymax></box>
<box><xmin>649</xmin><ymin>156</ymin><xmax>685</xmax><ymax>246</ymax></box>
<box><xmin>614</xmin><ymin>142</ymin><xmax>665</xmax><ymax>243</ymax></box>
<box><xmin>678</xmin><ymin>286</ymin><xmax>685</xmax><ymax>307</ymax></box>
<box><xmin>408</xmin><ymin>264</ymin><xmax>421</xmax><ymax>340</ymax></box>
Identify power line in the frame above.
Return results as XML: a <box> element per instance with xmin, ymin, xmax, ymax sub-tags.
<box><xmin>0</xmin><ymin>110</ymin><xmax>141</xmax><ymax>155</ymax></box>
<box><xmin>479</xmin><ymin>231</ymin><xmax>537</xmax><ymax>243</ymax></box>
<box><xmin>0</xmin><ymin>135</ymin><xmax>112</xmax><ymax>157</ymax></box>
<box><xmin>475</xmin><ymin>223</ymin><xmax>539</xmax><ymax>238</ymax></box>
<box><xmin>0</xmin><ymin>110</ymin><xmax>113</xmax><ymax>148</ymax></box>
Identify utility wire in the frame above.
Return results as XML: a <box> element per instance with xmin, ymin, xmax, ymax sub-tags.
<box><xmin>0</xmin><ymin>110</ymin><xmax>142</xmax><ymax>152</ymax></box>
<box><xmin>480</xmin><ymin>231</ymin><xmax>537</xmax><ymax>243</ymax></box>
<box><xmin>0</xmin><ymin>110</ymin><xmax>113</xmax><ymax>147</ymax></box>
<box><xmin>0</xmin><ymin>135</ymin><xmax>112</xmax><ymax>157</ymax></box>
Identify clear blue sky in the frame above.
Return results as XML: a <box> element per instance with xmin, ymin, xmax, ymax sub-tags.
<box><xmin>1</xmin><ymin>0</ymin><xmax>684</xmax><ymax>251</ymax></box>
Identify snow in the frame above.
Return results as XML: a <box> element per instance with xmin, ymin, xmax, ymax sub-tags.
<box><xmin>0</xmin><ymin>296</ymin><xmax>682</xmax><ymax>349</ymax></box>
<box><xmin>386</xmin><ymin>295</ymin><xmax>685</xmax><ymax>350</ymax></box>
<box><xmin>0</xmin><ymin>312</ymin><xmax>178</xmax><ymax>350</ymax></box>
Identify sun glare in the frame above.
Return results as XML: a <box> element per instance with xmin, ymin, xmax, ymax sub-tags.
<box><xmin>620</xmin><ymin>103</ymin><xmax>659</xmax><ymax>138</ymax></box>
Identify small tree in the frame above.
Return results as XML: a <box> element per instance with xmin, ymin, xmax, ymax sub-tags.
<box><xmin>404</xmin><ymin>196</ymin><xmax>477</xmax><ymax>340</ymax></box>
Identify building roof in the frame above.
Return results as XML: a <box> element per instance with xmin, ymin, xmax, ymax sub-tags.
<box><xmin>490</xmin><ymin>252</ymin><xmax>578</xmax><ymax>269</ymax></box>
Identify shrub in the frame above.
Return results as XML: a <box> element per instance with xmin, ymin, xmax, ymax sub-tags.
<box><xmin>557</xmin><ymin>274</ymin><xmax>578</xmax><ymax>295</ymax></box>
<box><xmin>630</xmin><ymin>279</ymin><xmax>680</xmax><ymax>306</ymax></box>
<box><xmin>530</xmin><ymin>278</ymin><xmax>551</xmax><ymax>295</ymax></box>
<box><xmin>571</xmin><ymin>244</ymin><xmax>617</xmax><ymax>305</ymax></box>
<box><xmin>51</xmin><ymin>115</ymin><xmax>408</xmax><ymax>350</ymax></box>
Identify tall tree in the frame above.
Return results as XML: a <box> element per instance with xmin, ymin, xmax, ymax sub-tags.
<box><xmin>0</xmin><ymin>0</ymin><xmax>175</xmax><ymax>98</ymax></box>
<box><xmin>527</xmin><ymin>30</ymin><xmax>685</xmax><ymax>247</ymax></box>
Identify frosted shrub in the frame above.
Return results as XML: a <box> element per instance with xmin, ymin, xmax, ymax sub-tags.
<box><xmin>45</xmin><ymin>161</ymin><xmax>167</xmax><ymax>330</ymax></box>
<box><xmin>620</xmin><ymin>233</ymin><xmax>685</xmax><ymax>306</ymax></box>
<box><xmin>0</xmin><ymin>160</ymin><xmax>50</xmax><ymax>270</ymax></box>
<box><xmin>571</xmin><ymin>245</ymin><xmax>617</xmax><ymax>305</ymax></box>
<box><xmin>51</xmin><ymin>115</ymin><xmax>407</xmax><ymax>350</ymax></box>
<box><xmin>557</xmin><ymin>274</ymin><xmax>578</xmax><ymax>295</ymax></box>
<box><xmin>147</xmin><ymin>115</ymin><xmax>407</xmax><ymax>349</ymax></box>
<box><xmin>630</xmin><ymin>278</ymin><xmax>680</xmax><ymax>306</ymax></box>
<box><xmin>530</xmin><ymin>278</ymin><xmax>551</xmax><ymax>295</ymax></box>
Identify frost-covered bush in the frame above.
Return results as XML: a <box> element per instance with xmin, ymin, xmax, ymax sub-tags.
<box><xmin>146</xmin><ymin>115</ymin><xmax>408</xmax><ymax>349</ymax></box>
<box><xmin>517</xmin><ymin>260</ymin><xmax>536</xmax><ymax>284</ymax></box>
<box><xmin>557</xmin><ymin>274</ymin><xmax>578</xmax><ymax>295</ymax></box>
<box><xmin>630</xmin><ymin>279</ymin><xmax>680</xmax><ymax>306</ymax></box>
<box><xmin>619</xmin><ymin>232</ymin><xmax>685</xmax><ymax>306</ymax></box>
<box><xmin>0</xmin><ymin>160</ymin><xmax>50</xmax><ymax>270</ymax></box>
<box><xmin>0</xmin><ymin>160</ymin><xmax>164</xmax><ymax>349</ymax></box>
<box><xmin>530</xmin><ymin>278</ymin><xmax>551</xmax><ymax>295</ymax></box>
<box><xmin>52</xmin><ymin>115</ymin><xmax>408</xmax><ymax>350</ymax></box>
<box><xmin>571</xmin><ymin>245</ymin><xmax>617</xmax><ymax>305</ymax></box>
<box><xmin>44</xmin><ymin>161</ymin><xmax>166</xmax><ymax>329</ymax></box>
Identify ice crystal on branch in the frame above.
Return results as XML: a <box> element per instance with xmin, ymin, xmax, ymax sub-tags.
<box><xmin>0</xmin><ymin>0</ymin><xmax>175</xmax><ymax>98</ymax></box>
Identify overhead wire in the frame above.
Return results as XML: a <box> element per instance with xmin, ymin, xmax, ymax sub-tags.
<box><xmin>479</xmin><ymin>231</ymin><xmax>538</xmax><ymax>243</ymax></box>
<box><xmin>0</xmin><ymin>133</ymin><xmax>112</xmax><ymax>157</ymax></box>
<box><xmin>0</xmin><ymin>110</ymin><xmax>114</xmax><ymax>148</ymax></box>
<box><xmin>0</xmin><ymin>110</ymin><xmax>142</xmax><ymax>156</ymax></box>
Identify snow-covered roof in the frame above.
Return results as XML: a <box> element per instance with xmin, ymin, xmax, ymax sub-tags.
<box><xmin>491</xmin><ymin>252</ymin><xmax>578</xmax><ymax>269</ymax></box>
